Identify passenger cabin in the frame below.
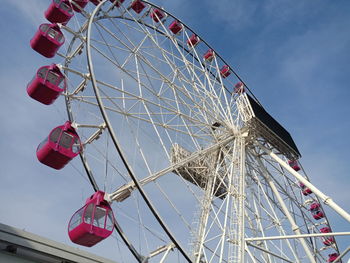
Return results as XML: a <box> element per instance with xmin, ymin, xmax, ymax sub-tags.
<box><xmin>110</xmin><ymin>0</ymin><xmax>125</xmax><ymax>7</ymax></box>
<box><xmin>130</xmin><ymin>0</ymin><xmax>146</xmax><ymax>13</ymax></box>
<box><xmin>44</xmin><ymin>0</ymin><xmax>74</xmax><ymax>24</ymax></box>
<box><xmin>150</xmin><ymin>8</ymin><xmax>165</xmax><ymax>22</ymax></box>
<box><xmin>36</xmin><ymin>121</ymin><xmax>81</xmax><ymax>170</ymax></box>
<box><xmin>203</xmin><ymin>49</ymin><xmax>214</xmax><ymax>62</ymax></box>
<box><xmin>328</xmin><ymin>253</ymin><xmax>339</xmax><ymax>262</ymax></box>
<box><xmin>288</xmin><ymin>160</ymin><xmax>301</xmax><ymax>171</ymax></box>
<box><xmin>234</xmin><ymin>82</ymin><xmax>245</xmax><ymax>94</ymax></box>
<box><xmin>187</xmin><ymin>34</ymin><xmax>200</xmax><ymax>48</ymax></box>
<box><xmin>220</xmin><ymin>65</ymin><xmax>231</xmax><ymax>78</ymax></box>
<box><xmin>310</xmin><ymin>202</ymin><xmax>324</xmax><ymax>220</ymax></box>
<box><xmin>68</xmin><ymin>191</ymin><xmax>114</xmax><ymax>247</ymax></box>
<box><xmin>30</xmin><ymin>23</ymin><xmax>65</xmax><ymax>58</ymax></box>
<box><xmin>71</xmin><ymin>0</ymin><xmax>88</xmax><ymax>12</ymax></box>
<box><xmin>27</xmin><ymin>64</ymin><xmax>66</xmax><ymax>105</ymax></box>
<box><xmin>169</xmin><ymin>20</ymin><xmax>183</xmax><ymax>35</ymax></box>
<box><xmin>90</xmin><ymin>0</ymin><xmax>101</xmax><ymax>5</ymax></box>
<box><xmin>320</xmin><ymin>227</ymin><xmax>335</xmax><ymax>246</ymax></box>
<box><xmin>299</xmin><ymin>182</ymin><xmax>312</xmax><ymax>196</ymax></box>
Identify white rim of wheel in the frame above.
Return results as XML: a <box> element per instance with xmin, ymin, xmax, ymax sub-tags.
<box><xmin>58</xmin><ymin>1</ymin><xmax>343</xmax><ymax>262</ymax></box>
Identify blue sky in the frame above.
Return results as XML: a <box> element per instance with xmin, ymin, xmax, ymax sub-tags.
<box><xmin>0</xmin><ymin>0</ymin><xmax>349</xmax><ymax>262</ymax></box>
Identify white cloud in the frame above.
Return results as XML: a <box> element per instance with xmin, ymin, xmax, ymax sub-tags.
<box><xmin>3</xmin><ymin>0</ymin><xmax>47</xmax><ymax>28</ymax></box>
<box><xmin>203</xmin><ymin>0</ymin><xmax>259</xmax><ymax>30</ymax></box>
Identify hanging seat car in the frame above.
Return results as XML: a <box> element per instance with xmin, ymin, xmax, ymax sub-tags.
<box><xmin>299</xmin><ymin>182</ymin><xmax>312</xmax><ymax>196</ymax></box>
<box><xmin>220</xmin><ymin>65</ymin><xmax>231</xmax><ymax>78</ymax></box>
<box><xmin>27</xmin><ymin>64</ymin><xmax>66</xmax><ymax>105</ymax></box>
<box><xmin>187</xmin><ymin>34</ymin><xmax>200</xmax><ymax>48</ymax></box>
<box><xmin>234</xmin><ymin>82</ymin><xmax>245</xmax><ymax>94</ymax></box>
<box><xmin>328</xmin><ymin>253</ymin><xmax>339</xmax><ymax>262</ymax></box>
<box><xmin>310</xmin><ymin>202</ymin><xmax>324</xmax><ymax>220</ymax></box>
<box><xmin>169</xmin><ymin>20</ymin><xmax>183</xmax><ymax>35</ymax></box>
<box><xmin>71</xmin><ymin>0</ymin><xmax>88</xmax><ymax>12</ymax></box>
<box><xmin>44</xmin><ymin>0</ymin><xmax>74</xmax><ymax>24</ymax></box>
<box><xmin>110</xmin><ymin>0</ymin><xmax>125</xmax><ymax>7</ymax></box>
<box><xmin>150</xmin><ymin>8</ymin><xmax>165</xmax><ymax>22</ymax></box>
<box><xmin>30</xmin><ymin>23</ymin><xmax>65</xmax><ymax>58</ymax></box>
<box><xmin>68</xmin><ymin>191</ymin><xmax>115</xmax><ymax>247</ymax></box>
<box><xmin>90</xmin><ymin>0</ymin><xmax>100</xmax><ymax>5</ymax></box>
<box><xmin>36</xmin><ymin>121</ymin><xmax>82</xmax><ymax>170</ymax></box>
<box><xmin>203</xmin><ymin>49</ymin><xmax>214</xmax><ymax>62</ymax></box>
<box><xmin>320</xmin><ymin>227</ymin><xmax>335</xmax><ymax>246</ymax></box>
<box><xmin>288</xmin><ymin>159</ymin><xmax>301</xmax><ymax>171</ymax></box>
<box><xmin>130</xmin><ymin>0</ymin><xmax>146</xmax><ymax>14</ymax></box>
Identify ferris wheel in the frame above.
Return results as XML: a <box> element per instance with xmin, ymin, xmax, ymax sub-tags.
<box><xmin>27</xmin><ymin>0</ymin><xmax>350</xmax><ymax>262</ymax></box>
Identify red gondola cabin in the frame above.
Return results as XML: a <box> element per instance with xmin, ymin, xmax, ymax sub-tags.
<box><xmin>310</xmin><ymin>202</ymin><xmax>324</xmax><ymax>220</ymax></box>
<box><xmin>288</xmin><ymin>160</ymin><xmax>301</xmax><ymax>171</ymax></box>
<box><xmin>110</xmin><ymin>0</ymin><xmax>125</xmax><ymax>7</ymax></box>
<box><xmin>328</xmin><ymin>253</ymin><xmax>339</xmax><ymax>262</ymax></box>
<box><xmin>130</xmin><ymin>0</ymin><xmax>146</xmax><ymax>14</ymax></box>
<box><xmin>169</xmin><ymin>20</ymin><xmax>183</xmax><ymax>35</ymax></box>
<box><xmin>299</xmin><ymin>182</ymin><xmax>312</xmax><ymax>196</ymax></box>
<box><xmin>37</xmin><ymin>121</ymin><xmax>81</xmax><ymax>170</ymax></box>
<box><xmin>68</xmin><ymin>191</ymin><xmax>114</xmax><ymax>247</ymax></box>
<box><xmin>30</xmin><ymin>23</ymin><xmax>65</xmax><ymax>58</ymax></box>
<box><xmin>187</xmin><ymin>34</ymin><xmax>200</xmax><ymax>48</ymax></box>
<box><xmin>234</xmin><ymin>82</ymin><xmax>245</xmax><ymax>94</ymax></box>
<box><xmin>90</xmin><ymin>0</ymin><xmax>100</xmax><ymax>5</ymax></box>
<box><xmin>71</xmin><ymin>0</ymin><xmax>88</xmax><ymax>12</ymax></box>
<box><xmin>320</xmin><ymin>227</ymin><xmax>335</xmax><ymax>246</ymax></box>
<box><xmin>150</xmin><ymin>8</ymin><xmax>165</xmax><ymax>22</ymax></box>
<box><xmin>27</xmin><ymin>64</ymin><xmax>66</xmax><ymax>105</ymax></box>
<box><xmin>220</xmin><ymin>65</ymin><xmax>231</xmax><ymax>78</ymax></box>
<box><xmin>44</xmin><ymin>0</ymin><xmax>74</xmax><ymax>24</ymax></box>
<box><xmin>203</xmin><ymin>49</ymin><xmax>214</xmax><ymax>62</ymax></box>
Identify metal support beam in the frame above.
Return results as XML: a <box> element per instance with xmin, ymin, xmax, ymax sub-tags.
<box><xmin>106</xmin><ymin>135</ymin><xmax>235</xmax><ymax>202</ymax></box>
<box><xmin>256</xmin><ymin>141</ymin><xmax>350</xmax><ymax>223</ymax></box>
<box><xmin>245</xmin><ymin>231</ymin><xmax>350</xmax><ymax>242</ymax></box>
<box><xmin>246</xmin><ymin>242</ymin><xmax>294</xmax><ymax>263</ymax></box>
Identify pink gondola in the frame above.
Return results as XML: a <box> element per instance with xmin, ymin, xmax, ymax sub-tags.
<box><xmin>320</xmin><ymin>227</ymin><xmax>335</xmax><ymax>246</ymax></box>
<box><xmin>150</xmin><ymin>8</ymin><xmax>165</xmax><ymax>22</ymax></box>
<box><xmin>288</xmin><ymin>159</ymin><xmax>301</xmax><ymax>171</ymax></box>
<box><xmin>169</xmin><ymin>20</ymin><xmax>183</xmax><ymax>35</ymax></box>
<box><xmin>203</xmin><ymin>49</ymin><xmax>214</xmax><ymax>62</ymax></box>
<box><xmin>90</xmin><ymin>0</ymin><xmax>101</xmax><ymax>5</ymax></box>
<box><xmin>68</xmin><ymin>191</ymin><xmax>114</xmax><ymax>247</ymax></box>
<box><xmin>30</xmin><ymin>23</ymin><xmax>65</xmax><ymax>58</ymax></box>
<box><xmin>71</xmin><ymin>0</ymin><xmax>88</xmax><ymax>12</ymax></box>
<box><xmin>130</xmin><ymin>0</ymin><xmax>146</xmax><ymax>14</ymax></box>
<box><xmin>234</xmin><ymin>82</ymin><xmax>245</xmax><ymax>94</ymax></box>
<box><xmin>91</xmin><ymin>0</ymin><xmax>107</xmax><ymax>5</ymax></box>
<box><xmin>187</xmin><ymin>34</ymin><xmax>200</xmax><ymax>48</ymax></box>
<box><xmin>44</xmin><ymin>0</ymin><xmax>74</xmax><ymax>24</ymax></box>
<box><xmin>37</xmin><ymin>121</ymin><xmax>81</xmax><ymax>170</ymax></box>
<box><xmin>328</xmin><ymin>253</ymin><xmax>339</xmax><ymax>262</ymax></box>
<box><xmin>220</xmin><ymin>65</ymin><xmax>231</xmax><ymax>78</ymax></box>
<box><xmin>299</xmin><ymin>182</ymin><xmax>312</xmax><ymax>196</ymax></box>
<box><xmin>310</xmin><ymin>202</ymin><xmax>324</xmax><ymax>220</ymax></box>
<box><xmin>110</xmin><ymin>0</ymin><xmax>125</xmax><ymax>7</ymax></box>
<box><xmin>27</xmin><ymin>64</ymin><xmax>66</xmax><ymax>105</ymax></box>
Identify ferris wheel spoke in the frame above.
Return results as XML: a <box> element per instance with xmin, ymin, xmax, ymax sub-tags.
<box><xmin>127</xmin><ymin>15</ymin><xmax>232</xmax><ymax>123</ymax></box>
<box><xmin>91</xmin><ymin>20</ymin><xmax>229</xmax><ymax>130</ymax></box>
<box><xmin>88</xmin><ymin>41</ymin><xmax>220</xmax><ymax>128</ymax></box>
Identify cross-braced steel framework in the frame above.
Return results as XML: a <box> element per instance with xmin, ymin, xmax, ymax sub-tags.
<box><xmin>56</xmin><ymin>1</ymin><xmax>350</xmax><ymax>262</ymax></box>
